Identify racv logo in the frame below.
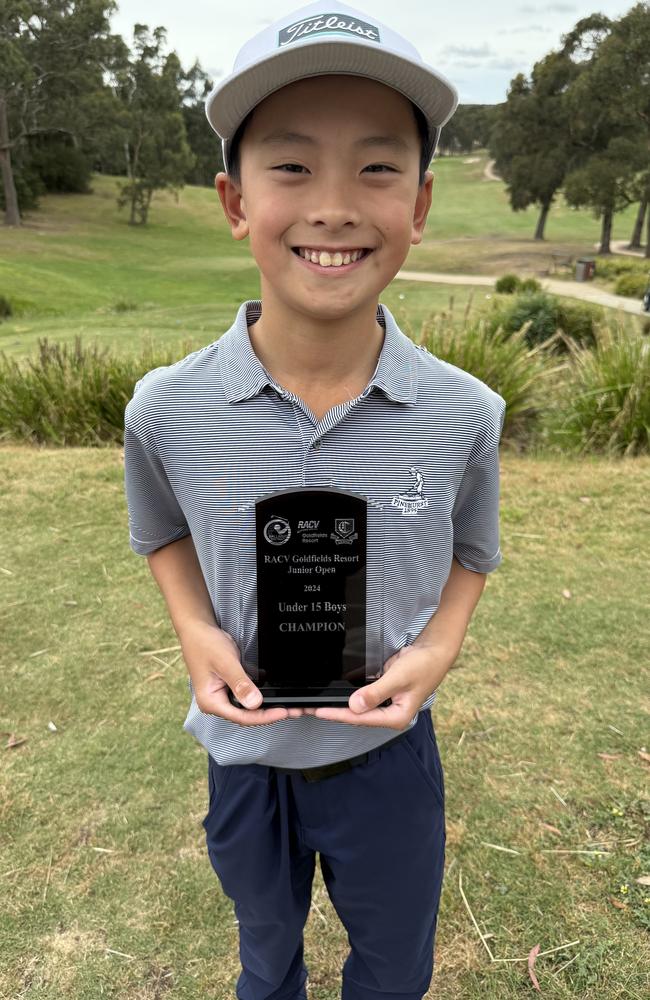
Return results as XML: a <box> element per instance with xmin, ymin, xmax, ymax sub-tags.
<box><xmin>278</xmin><ymin>14</ymin><xmax>381</xmax><ymax>47</ymax></box>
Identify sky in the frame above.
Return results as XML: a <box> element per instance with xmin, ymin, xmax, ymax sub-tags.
<box><xmin>109</xmin><ymin>1</ymin><xmax>636</xmax><ymax>105</ymax></box>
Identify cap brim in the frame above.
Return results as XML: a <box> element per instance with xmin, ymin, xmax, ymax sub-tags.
<box><xmin>205</xmin><ymin>37</ymin><xmax>458</xmax><ymax>147</ymax></box>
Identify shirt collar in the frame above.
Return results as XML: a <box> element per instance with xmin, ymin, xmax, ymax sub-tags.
<box><xmin>219</xmin><ymin>299</ymin><xmax>417</xmax><ymax>406</ymax></box>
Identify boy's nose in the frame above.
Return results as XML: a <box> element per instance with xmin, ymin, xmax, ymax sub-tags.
<box><xmin>304</xmin><ymin>181</ymin><xmax>363</xmax><ymax>230</ymax></box>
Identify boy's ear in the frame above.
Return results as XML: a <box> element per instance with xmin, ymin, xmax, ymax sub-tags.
<box><xmin>410</xmin><ymin>169</ymin><xmax>434</xmax><ymax>247</ymax></box>
<box><xmin>215</xmin><ymin>172</ymin><xmax>249</xmax><ymax>240</ymax></box>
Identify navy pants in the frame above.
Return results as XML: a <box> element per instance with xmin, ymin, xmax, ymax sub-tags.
<box><xmin>202</xmin><ymin>709</ymin><xmax>446</xmax><ymax>1000</ymax></box>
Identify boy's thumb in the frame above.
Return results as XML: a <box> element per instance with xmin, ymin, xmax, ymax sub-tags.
<box><xmin>232</xmin><ymin>674</ymin><xmax>262</xmax><ymax>709</ymax></box>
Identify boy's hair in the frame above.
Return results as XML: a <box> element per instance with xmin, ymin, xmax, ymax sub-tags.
<box><xmin>225</xmin><ymin>99</ymin><xmax>430</xmax><ymax>189</ymax></box>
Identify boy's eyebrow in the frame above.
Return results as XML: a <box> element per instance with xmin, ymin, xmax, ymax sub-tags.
<box><xmin>259</xmin><ymin>129</ymin><xmax>411</xmax><ymax>151</ymax></box>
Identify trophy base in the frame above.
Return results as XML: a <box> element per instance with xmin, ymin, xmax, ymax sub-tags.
<box><xmin>228</xmin><ymin>690</ymin><xmax>392</xmax><ymax>710</ymax></box>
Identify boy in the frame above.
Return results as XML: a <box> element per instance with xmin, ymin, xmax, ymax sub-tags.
<box><xmin>123</xmin><ymin>3</ymin><xmax>506</xmax><ymax>997</ymax></box>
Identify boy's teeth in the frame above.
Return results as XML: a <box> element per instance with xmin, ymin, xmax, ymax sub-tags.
<box><xmin>299</xmin><ymin>248</ymin><xmax>364</xmax><ymax>266</ymax></box>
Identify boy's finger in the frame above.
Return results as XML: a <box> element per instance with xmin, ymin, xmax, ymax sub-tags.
<box><xmin>307</xmin><ymin>704</ymin><xmax>409</xmax><ymax>728</ymax></box>
<box><xmin>200</xmin><ymin>686</ymin><xmax>290</xmax><ymax>726</ymax></box>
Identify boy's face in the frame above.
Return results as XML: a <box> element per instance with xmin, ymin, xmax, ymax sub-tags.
<box><xmin>216</xmin><ymin>74</ymin><xmax>433</xmax><ymax>324</ymax></box>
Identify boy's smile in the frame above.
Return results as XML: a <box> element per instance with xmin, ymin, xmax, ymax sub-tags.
<box><xmin>291</xmin><ymin>245</ymin><xmax>372</xmax><ymax>273</ymax></box>
<box><xmin>215</xmin><ymin>74</ymin><xmax>433</xmax><ymax>360</ymax></box>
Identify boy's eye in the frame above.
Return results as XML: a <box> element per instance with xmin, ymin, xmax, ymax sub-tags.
<box><xmin>274</xmin><ymin>163</ymin><xmax>307</xmax><ymax>173</ymax></box>
<box><xmin>271</xmin><ymin>163</ymin><xmax>397</xmax><ymax>174</ymax></box>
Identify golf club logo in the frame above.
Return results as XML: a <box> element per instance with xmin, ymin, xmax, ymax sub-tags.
<box><xmin>263</xmin><ymin>515</ymin><xmax>292</xmax><ymax>545</ymax></box>
<box><xmin>279</xmin><ymin>14</ymin><xmax>381</xmax><ymax>48</ymax></box>
<box><xmin>390</xmin><ymin>466</ymin><xmax>430</xmax><ymax>516</ymax></box>
<box><xmin>331</xmin><ymin>518</ymin><xmax>358</xmax><ymax>545</ymax></box>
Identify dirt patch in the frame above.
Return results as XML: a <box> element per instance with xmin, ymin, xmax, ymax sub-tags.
<box><xmin>28</xmin><ymin>925</ymin><xmax>107</xmax><ymax>992</ymax></box>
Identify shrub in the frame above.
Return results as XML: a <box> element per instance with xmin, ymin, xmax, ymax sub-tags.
<box><xmin>495</xmin><ymin>273</ymin><xmax>521</xmax><ymax>294</ymax></box>
<box><xmin>544</xmin><ymin>316</ymin><xmax>650</xmax><ymax>456</ymax></box>
<box><xmin>496</xmin><ymin>291</ymin><xmax>561</xmax><ymax>348</ymax></box>
<box><xmin>556</xmin><ymin>300</ymin><xmax>604</xmax><ymax>349</ymax></box>
<box><xmin>519</xmin><ymin>277</ymin><xmax>542</xmax><ymax>293</ymax></box>
<box><xmin>0</xmin><ymin>335</ymin><xmax>199</xmax><ymax>446</ymax></box>
<box><xmin>487</xmin><ymin>291</ymin><xmax>602</xmax><ymax>351</ymax></box>
<box><xmin>614</xmin><ymin>271</ymin><xmax>649</xmax><ymax>298</ymax></box>
<box><xmin>593</xmin><ymin>256</ymin><xmax>645</xmax><ymax>280</ymax></box>
<box><xmin>414</xmin><ymin>297</ymin><xmax>568</xmax><ymax>451</ymax></box>
<box><xmin>28</xmin><ymin>139</ymin><xmax>92</xmax><ymax>194</ymax></box>
<box><xmin>0</xmin><ymin>295</ymin><xmax>12</xmax><ymax>320</ymax></box>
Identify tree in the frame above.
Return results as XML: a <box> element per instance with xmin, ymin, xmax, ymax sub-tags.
<box><xmin>560</xmin><ymin>9</ymin><xmax>649</xmax><ymax>255</ymax></box>
<box><xmin>179</xmin><ymin>61</ymin><xmax>223</xmax><ymax>187</ymax></box>
<box><xmin>489</xmin><ymin>49</ymin><xmax>579</xmax><ymax>241</ymax></box>
<box><xmin>601</xmin><ymin>2</ymin><xmax>650</xmax><ymax>258</ymax></box>
<box><xmin>629</xmin><ymin>199</ymin><xmax>647</xmax><ymax>250</ymax></box>
<box><xmin>0</xmin><ymin>0</ymin><xmax>126</xmax><ymax>226</ymax></box>
<box><xmin>563</xmin><ymin>136</ymin><xmax>646</xmax><ymax>254</ymax></box>
<box><xmin>114</xmin><ymin>24</ymin><xmax>195</xmax><ymax>225</ymax></box>
<box><xmin>439</xmin><ymin>104</ymin><xmax>497</xmax><ymax>156</ymax></box>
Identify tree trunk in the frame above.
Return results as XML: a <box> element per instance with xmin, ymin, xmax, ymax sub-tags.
<box><xmin>646</xmin><ymin>204</ymin><xmax>650</xmax><ymax>259</ymax></box>
<box><xmin>142</xmin><ymin>186</ymin><xmax>153</xmax><ymax>224</ymax></box>
<box><xmin>599</xmin><ymin>206</ymin><xmax>613</xmax><ymax>254</ymax></box>
<box><xmin>630</xmin><ymin>200</ymin><xmax>646</xmax><ymax>249</ymax></box>
<box><xmin>534</xmin><ymin>199</ymin><xmax>551</xmax><ymax>240</ymax></box>
<box><xmin>0</xmin><ymin>93</ymin><xmax>21</xmax><ymax>227</ymax></box>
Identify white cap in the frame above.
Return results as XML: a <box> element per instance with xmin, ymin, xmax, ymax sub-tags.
<box><xmin>205</xmin><ymin>1</ymin><xmax>459</xmax><ymax>172</ymax></box>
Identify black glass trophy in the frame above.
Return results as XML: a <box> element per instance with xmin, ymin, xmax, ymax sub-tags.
<box><xmin>229</xmin><ymin>486</ymin><xmax>390</xmax><ymax>708</ymax></box>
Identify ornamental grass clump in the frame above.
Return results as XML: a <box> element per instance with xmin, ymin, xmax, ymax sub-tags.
<box><xmin>0</xmin><ymin>335</ymin><xmax>189</xmax><ymax>446</ymax></box>
<box><xmin>546</xmin><ymin>316</ymin><xmax>650</xmax><ymax>456</ymax></box>
<box><xmin>411</xmin><ymin>296</ymin><xmax>570</xmax><ymax>453</ymax></box>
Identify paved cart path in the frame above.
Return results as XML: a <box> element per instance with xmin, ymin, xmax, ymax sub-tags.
<box><xmin>395</xmin><ymin>269</ymin><xmax>647</xmax><ymax>316</ymax></box>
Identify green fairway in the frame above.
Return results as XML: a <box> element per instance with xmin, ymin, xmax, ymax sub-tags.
<box><xmin>418</xmin><ymin>152</ymin><xmax>641</xmax><ymax>241</ymax></box>
<box><xmin>0</xmin><ymin>168</ymin><xmax>479</xmax><ymax>361</ymax></box>
<box><xmin>0</xmin><ymin>155</ymin><xmax>643</xmax><ymax>361</ymax></box>
<box><xmin>1</xmin><ymin>446</ymin><xmax>649</xmax><ymax>998</ymax></box>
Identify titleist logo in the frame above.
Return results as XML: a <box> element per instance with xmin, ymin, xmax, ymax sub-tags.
<box><xmin>278</xmin><ymin>14</ymin><xmax>381</xmax><ymax>47</ymax></box>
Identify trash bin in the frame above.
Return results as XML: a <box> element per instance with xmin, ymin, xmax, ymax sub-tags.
<box><xmin>576</xmin><ymin>257</ymin><xmax>596</xmax><ymax>281</ymax></box>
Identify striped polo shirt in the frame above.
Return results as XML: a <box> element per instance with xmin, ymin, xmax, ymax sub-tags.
<box><xmin>124</xmin><ymin>298</ymin><xmax>506</xmax><ymax>768</ymax></box>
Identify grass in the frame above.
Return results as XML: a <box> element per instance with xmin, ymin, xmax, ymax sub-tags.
<box><xmin>0</xmin><ymin>151</ymin><xmax>648</xmax><ymax>997</ymax></box>
<box><xmin>0</xmin><ymin>169</ymin><xmax>483</xmax><ymax>362</ymax></box>
<box><xmin>409</xmin><ymin>154</ymin><xmax>646</xmax><ymax>279</ymax></box>
<box><xmin>1</xmin><ymin>444</ymin><xmax>649</xmax><ymax>998</ymax></box>
<box><xmin>0</xmin><ymin>154</ymin><xmax>645</xmax><ymax>361</ymax></box>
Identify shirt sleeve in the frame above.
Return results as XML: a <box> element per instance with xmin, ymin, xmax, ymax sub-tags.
<box><xmin>123</xmin><ymin>424</ymin><xmax>191</xmax><ymax>556</ymax></box>
<box><xmin>451</xmin><ymin>397</ymin><xmax>505</xmax><ymax>574</ymax></box>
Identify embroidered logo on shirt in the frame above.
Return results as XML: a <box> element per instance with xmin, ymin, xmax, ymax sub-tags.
<box><xmin>390</xmin><ymin>466</ymin><xmax>429</xmax><ymax>517</ymax></box>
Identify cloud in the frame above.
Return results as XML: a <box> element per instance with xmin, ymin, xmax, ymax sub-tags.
<box><xmin>518</xmin><ymin>3</ymin><xmax>576</xmax><ymax>11</ymax></box>
<box><xmin>505</xmin><ymin>24</ymin><xmax>550</xmax><ymax>34</ymax></box>
<box><xmin>489</xmin><ymin>57</ymin><xmax>525</xmax><ymax>71</ymax></box>
<box><xmin>437</xmin><ymin>44</ymin><xmax>524</xmax><ymax>73</ymax></box>
<box><xmin>440</xmin><ymin>43</ymin><xmax>496</xmax><ymax>59</ymax></box>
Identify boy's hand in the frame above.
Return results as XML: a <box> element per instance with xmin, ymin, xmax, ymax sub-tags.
<box><xmin>179</xmin><ymin>621</ymin><xmax>305</xmax><ymax>726</ymax></box>
<box><xmin>302</xmin><ymin>644</ymin><xmax>453</xmax><ymax>729</ymax></box>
